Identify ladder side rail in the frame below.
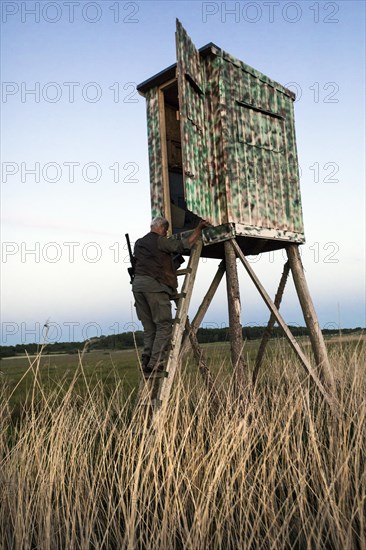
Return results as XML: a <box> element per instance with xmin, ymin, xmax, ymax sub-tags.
<box><xmin>158</xmin><ymin>240</ymin><xmax>203</xmax><ymax>405</ymax></box>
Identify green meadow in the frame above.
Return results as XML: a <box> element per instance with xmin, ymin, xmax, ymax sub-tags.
<box><xmin>1</xmin><ymin>335</ymin><xmax>362</xmax><ymax>409</ymax></box>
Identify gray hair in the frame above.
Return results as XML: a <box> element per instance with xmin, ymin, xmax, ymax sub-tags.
<box><xmin>150</xmin><ymin>216</ymin><xmax>169</xmax><ymax>230</ymax></box>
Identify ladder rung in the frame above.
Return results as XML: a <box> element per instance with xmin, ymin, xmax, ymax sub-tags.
<box><xmin>177</xmin><ymin>268</ymin><xmax>192</xmax><ymax>276</ymax></box>
<box><xmin>151</xmin><ymin>371</ymin><xmax>168</xmax><ymax>379</ymax></box>
<box><xmin>143</xmin><ymin>370</ymin><xmax>168</xmax><ymax>379</ymax></box>
<box><xmin>175</xmin><ymin>292</ymin><xmax>187</xmax><ymax>300</ymax></box>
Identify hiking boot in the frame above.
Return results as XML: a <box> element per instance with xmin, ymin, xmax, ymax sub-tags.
<box><xmin>141</xmin><ymin>354</ymin><xmax>151</xmax><ymax>373</ymax></box>
<box><xmin>143</xmin><ymin>363</ymin><xmax>165</xmax><ymax>376</ymax></box>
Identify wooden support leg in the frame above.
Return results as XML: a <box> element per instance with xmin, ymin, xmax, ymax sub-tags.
<box><xmin>286</xmin><ymin>244</ymin><xmax>336</xmax><ymax>396</ymax></box>
<box><xmin>253</xmin><ymin>261</ymin><xmax>290</xmax><ymax>384</ymax></box>
<box><xmin>224</xmin><ymin>240</ymin><xmax>246</xmax><ymax>384</ymax></box>
<box><xmin>230</xmin><ymin>240</ymin><xmax>338</xmax><ymax>412</ymax></box>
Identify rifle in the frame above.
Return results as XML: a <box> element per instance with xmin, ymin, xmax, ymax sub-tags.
<box><xmin>125</xmin><ymin>233</ymin><xmax>136</xmax><ymax>284</ymax></box>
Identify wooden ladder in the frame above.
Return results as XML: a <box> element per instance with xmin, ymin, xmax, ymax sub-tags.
<box><xmin>138</xmin><ymin>240</ymin><xmax>203</xmax><ymax>413</ymax></box>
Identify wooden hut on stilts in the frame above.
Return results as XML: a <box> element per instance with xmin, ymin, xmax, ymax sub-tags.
<box><xmin>135</xmin><ymin>20</ymin><xmax>337</xmax><ymax>413</ymax></box>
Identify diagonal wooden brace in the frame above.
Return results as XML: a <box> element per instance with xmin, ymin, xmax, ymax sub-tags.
<box><xmin>230</xmin><ymin>239</ymin><xmax>338</xmax><ymax>412</ymax></box>
<box><xmin>184</xmin><ymin>318</ymin><xmax>221</xmax><ymax>413</ymax></box>
<box><xmin>253</xmin><ymin>261</ymin><xmax>290</xmax><ymax>383</ymax></box>
<box><xmin>180</xmin><ymin>260</ymin><xmax>226</xmax><ymax>357</ymax></box>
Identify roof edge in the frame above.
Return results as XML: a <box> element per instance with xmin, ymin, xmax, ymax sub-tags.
<box><xmin>137</xmin><ymin>42</ymin><xmax>220</xmax><ymax>95</ymax></box>
<box><xmin>137</xmin><ymin>41</ymin><xmax>295</xmax><ymax>100</ymax></box>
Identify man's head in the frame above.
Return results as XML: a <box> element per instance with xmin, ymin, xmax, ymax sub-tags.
<box><xmin>150</xmin><ymin>216</ymin><xmax>169</xmax><ymax>236</ymax></box>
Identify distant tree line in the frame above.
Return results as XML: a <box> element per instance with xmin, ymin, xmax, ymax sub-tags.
<box><xmin>0</xmin><ymin>326</ymin><xmax>363</xmax><ymax>359</ymax></box>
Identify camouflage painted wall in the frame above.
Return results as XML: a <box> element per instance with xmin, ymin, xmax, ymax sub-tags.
<box><xmin>219</xmin><ymin>50</ymin><xmax>304</xmax><ymax>235</ymax></box>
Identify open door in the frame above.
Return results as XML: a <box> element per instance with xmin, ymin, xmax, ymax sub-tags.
<box><xmin>176</xmin><ymin>20</ymin><xmax>212</xmax><ymax>222</ymax></box>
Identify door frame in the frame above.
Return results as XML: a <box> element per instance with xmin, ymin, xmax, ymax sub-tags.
<box><xmin>157</xmin><ymin>77</ymin><xmax>177</xmax><ymax>235</ymax></box>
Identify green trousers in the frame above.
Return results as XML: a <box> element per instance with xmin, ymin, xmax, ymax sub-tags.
<box><xmin>133</xmin><ymin>291</ymin><xmax>172</xmax><ymax>370</ymax></box>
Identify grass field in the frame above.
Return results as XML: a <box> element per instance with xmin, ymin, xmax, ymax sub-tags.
<box><xmin>0</xmin><ymin>340</ymin><xmax>248</xmax><ymax>411</ymax></box>
<box><xmin>1</xmin><ymin>335</ymin><xmax>365</xmax><ymax>548</ymax></box>
<box><xmin>1</xmin><ymin>335</ymin><xmax>361</xmax><ymax>409</ymax></box>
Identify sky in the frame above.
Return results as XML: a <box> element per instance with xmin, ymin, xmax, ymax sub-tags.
<box><xmin>1</xmin><ymin>0</ymin><xmax>365</xmax><ymax>346</ymax></box>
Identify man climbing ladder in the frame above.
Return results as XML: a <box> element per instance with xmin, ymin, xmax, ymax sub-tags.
<box><xmin>132</xmin><ymin>216</ymin><xmax>207</xmax><ymax>375</ymax></box>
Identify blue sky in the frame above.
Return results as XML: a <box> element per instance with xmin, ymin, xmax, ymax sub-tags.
<box><xmin>1</xmin><ymin>0</ymin><xmax>365</xmax><ymax>345</ymax></box>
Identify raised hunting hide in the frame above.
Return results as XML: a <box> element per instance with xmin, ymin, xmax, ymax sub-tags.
<box><xmin>137</xmin><ymin>21</ymin><xmax>305</xmax><ymax>258</ymax></box>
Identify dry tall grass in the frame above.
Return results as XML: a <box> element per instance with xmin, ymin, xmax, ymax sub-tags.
<box><xmin>1</xmin><ymin>340</ymin><xmax>365</xmax><ymax>549</ymax></box>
